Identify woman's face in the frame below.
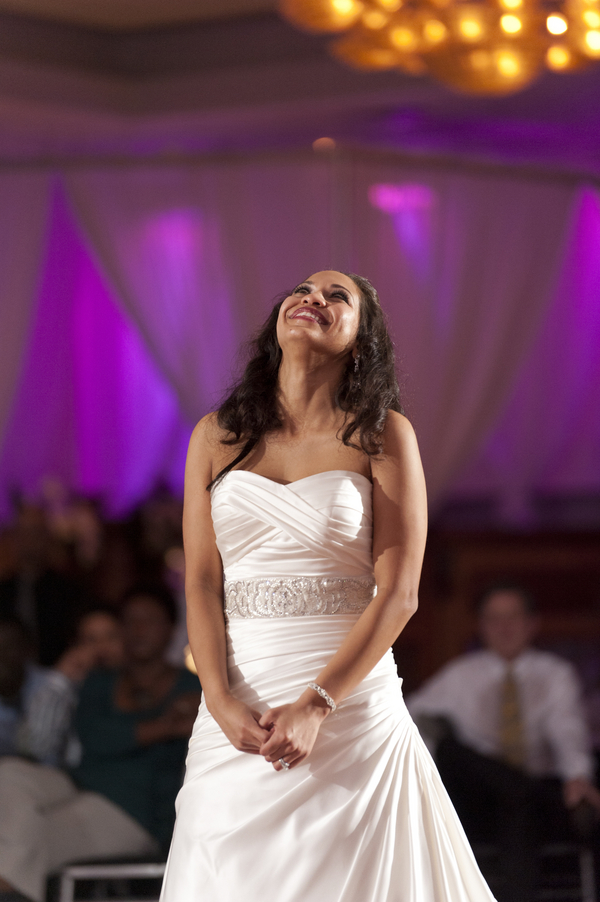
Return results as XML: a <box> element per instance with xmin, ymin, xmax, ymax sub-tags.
<box><xmin>77</xmin><ymin>612</ymin><xmax>123</xmax><ymax>669</ymax></box>
<box><xmin>121</xmin><ymin>595</ymin><xmax>173</xmax><ymax>664</ymax></box>
<box><xmin>277</xmin><ymin>271</ymin><xmax>361</xmax><ymax>361</ymax></box>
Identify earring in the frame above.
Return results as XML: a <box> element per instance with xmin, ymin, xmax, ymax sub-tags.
<box><xmin>354</xmin><ymin>356</ymin><xmax>360</xmax><ymax>374</ymax></box>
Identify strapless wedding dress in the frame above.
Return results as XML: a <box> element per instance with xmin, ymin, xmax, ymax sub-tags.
<box><xmin>160</xmin><ymin>470</ymin><xmax>495</xmax><ymax>902</ymax></box>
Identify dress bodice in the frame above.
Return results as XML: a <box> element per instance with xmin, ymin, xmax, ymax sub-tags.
<box><xmin>211</xmin><ymin>469</ymin><xmax>374</xmax><ymax>580</ymax></box>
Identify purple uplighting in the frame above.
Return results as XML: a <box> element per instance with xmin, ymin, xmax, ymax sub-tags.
<box><xmin>368</xmin><ymin>183</ymin><xmax>435</xmax><ymax>213</ymax></box>
<box><xmin>0</xmin><ymin>186</ymin><xmax>191</xmax><ymax>521</ymax></box>
<box><xmin>0</xmin><ymin>162</ymin><xmax>597</xmax><ymax>525</ymax></box>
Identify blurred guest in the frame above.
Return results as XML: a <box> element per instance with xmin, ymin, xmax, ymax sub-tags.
<box><xmin>42</xmin><ymin>479</ymin><xmax>104</xmax><ymax>572</ymax></box>
<box><xmin>407</xmin><ymin>585</ymin><xmax>600</xmax><ymax>902</ymax></box>
<box><xmin>163</xmin><ymin>546</ymin><xmax>188</xmax><ymax>667</ymax></box>
<box><xmin>86</xmin><ymin>525</ymin><xmax>139</xmax><ymax>608</ymax></box>
<box><xmin>0</xmin><ymin>585</ymin><xmax>201</xmax><ymax>902</ymax></box>
<box><xmin>0</xmin><ymin>616</ymin><xmax>47</xmax><ymax>759</ymax></box>
<box><xmin>72</xmin><ymin>585</ymin><xmax>201</xmax><ymax>848</ymax></box>
<box><xmin>20</xmin><ymin>607</ymin><xmax>123</xmax><ymax>767</ymax></box>
<box><xmin>0</xmin><ymin>503</ymin><xmax>82</xmax><ymax>665</ymax></box>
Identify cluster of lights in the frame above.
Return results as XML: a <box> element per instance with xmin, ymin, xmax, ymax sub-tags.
<box><xmin>279</xmin><ymin>0</ymin><xmax>600</xmax><ymax>93</ymax></box>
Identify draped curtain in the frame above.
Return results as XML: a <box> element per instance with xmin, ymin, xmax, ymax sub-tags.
<box><xmin>0</xmin><ymin>172</ymin><xmax>51</xmax><ymax>444</ymax></box>
<box><xmin>65</xmin><ymin>159</ymin><xmax>337</xmax><ymax>423</ymax></box>
<box><xmin>342</xmin><ymin>161</ymin><xmax>576</xmax><ymax>502</ymax></box>
<box><xmin>450</xmin><ymin>186</ymin><xmax>600</xmax><ymax>523</ymax></box>
<box><xmin>0</xmin><ymin>185</ymin><xmax>190</xmax><ymax>520</ymax></box>
<box><xmin>0</xmin><ymin>153</ymin><xmax>595</xmax><ymax>521</ymax></box>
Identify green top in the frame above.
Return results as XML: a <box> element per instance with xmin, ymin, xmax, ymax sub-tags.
<box><xmin>72</xmin><ymin>667</ymin><xmax>200</xmax><ymax>849</ymax></box>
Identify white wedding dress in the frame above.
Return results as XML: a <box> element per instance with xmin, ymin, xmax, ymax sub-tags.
<box><xmin>160</xmin><ymin>470</ymin><xmax>496</xmax><ymax>902</ymax></box>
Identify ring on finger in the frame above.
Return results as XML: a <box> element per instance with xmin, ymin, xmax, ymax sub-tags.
<box><xmin>278</xmin><ymin>757</ymin><xmax>291</xmax><ymax>770</ymax></box>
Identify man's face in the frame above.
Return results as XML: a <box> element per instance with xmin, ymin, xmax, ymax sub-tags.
<box><xmin>478</xmin><ymin>590</ymin><xmax>537</xmax><ymax>661</ymax></box>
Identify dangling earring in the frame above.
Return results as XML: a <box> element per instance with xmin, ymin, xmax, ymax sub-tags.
<box><xmin>353</xmin><ymin>355</ymin><xmax>361</xmax><ymax>390</ymax></box>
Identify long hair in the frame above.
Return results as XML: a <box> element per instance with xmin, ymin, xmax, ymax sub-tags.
<box><xmin>207</xmin><ymin>273</ymin><xmax>402</xmax><ymax>490</ymax></box>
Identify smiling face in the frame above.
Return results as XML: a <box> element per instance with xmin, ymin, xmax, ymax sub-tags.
<box><xmin>277</xmin><ymin>270</ymin><xmax>362</xmax><ymax>362</ymax></box>
<box><xmin>478</xmin><ymin>590</ymin><xmax>538</xmax><ymax>661</ymax></box>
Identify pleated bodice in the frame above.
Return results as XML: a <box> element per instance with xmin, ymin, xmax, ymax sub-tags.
<box><xmin>211</xmin><ymin>469</ymin><xmax>374</xmax><ymax>580</ymax></box>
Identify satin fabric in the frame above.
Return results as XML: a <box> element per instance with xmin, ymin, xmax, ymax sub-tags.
<box><xmin>160</xmin><ymin>471</ymin><xmax>495</xmax><ymax>902</ymax></box>
<box><xmin>211</xmin><ymin>469</ymin><xmax>374</xmax><ymax>579</ymax></box>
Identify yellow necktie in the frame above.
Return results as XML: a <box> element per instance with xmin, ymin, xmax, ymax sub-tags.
<box><xmin>498</xmin><ymin>665</ymin><xmax>525</xmax><ymax>769</ymax></box>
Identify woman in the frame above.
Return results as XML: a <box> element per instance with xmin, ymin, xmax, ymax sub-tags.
<box><xmin>0</xmin><ymin>587</ymin><xmax>200</xmax><ymax>902</ymax></box>
<box><xmin>73</xmin><ymin>586</ymin><xmax>201</xmax><ymax>851</ymax></box>
<box><xmin>161</xmin><ymin>271</ymin><xmax>495</xmax><ymax>901</ymax></box>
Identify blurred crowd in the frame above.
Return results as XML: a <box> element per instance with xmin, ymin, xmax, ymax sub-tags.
<box><xmin>0</xmin><ymin>486</ymin><xmax>599</xmax><ymax>902</ymax></box>
<box><xmin>407</xmin><ymin>586</ymin><xmax>600</xmax><ymax>902</ymax></box>
<box><xmin>0</xmin><ymin>485</ymin><xmax>199</xmax><ymax>902</ymax></box>
<box><xmin>0</xmin><ymin>481</ymin><xmax>188</xmax><ymax>667</ymax></box>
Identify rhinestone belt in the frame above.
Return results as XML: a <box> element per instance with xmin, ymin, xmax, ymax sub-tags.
<box><xmin>224</xmin><ymin>575</ymin><xmax>376</xmax><ymax>620</ymax></box>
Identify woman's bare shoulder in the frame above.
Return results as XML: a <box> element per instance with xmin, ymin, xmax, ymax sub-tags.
<box><xmin>186</xmin><ymin>413</ymin><xmax>222</xmax><ymax>473</ymax></box>
<box><xmin>188</xmin><ymin>412</ymin><xmax>242</xmax><ymax>479</ymax></box>
<box><xmin>190</xmin><ymin>412</ymin><xmax>234</xmax><ymax>451</ymax></box>
<box><xmin>369</xmin><ymin>410</ymin><xmax>421</xmax><ymax>480</ymax></box>
<box><xmin>190</xmin><ymin>411</ymin><xmax>221</xmax><ymax>443</ymax></box>
<box><xmin>382</xmin><ymin>410</ymin><xmax>418</xmax><ymax>452</ymax></box>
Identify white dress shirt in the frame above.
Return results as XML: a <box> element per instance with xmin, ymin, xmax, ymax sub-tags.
<box><xmin>406</xmin><ymin>647</ymin><xmax>593</xmax><ymax>781</ymax></box>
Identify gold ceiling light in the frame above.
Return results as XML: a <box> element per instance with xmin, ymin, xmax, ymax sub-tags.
<box><xmin>278</xmin><ymin>0</ymin><xmax>597</xmax><ymax>93</ymax></box>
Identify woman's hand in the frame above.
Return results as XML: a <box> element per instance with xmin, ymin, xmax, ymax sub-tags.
<box><xmin>258</xmin><ymin>698</ymin><xmax>329</xmax><ymax>771</ymax></box>
<box><xmin>211</xmin><ymin>693</ymin><xmax>271</xmax><ymax>754</ymax></box>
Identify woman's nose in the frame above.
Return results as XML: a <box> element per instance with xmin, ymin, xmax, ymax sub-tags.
<box><xmin>302</xmin><ymin>292</ymin><xmax>326</xmax><ymax>306</ymax></box>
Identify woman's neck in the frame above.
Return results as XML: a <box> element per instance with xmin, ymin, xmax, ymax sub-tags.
<box><xmin>277</xmin><ymin>354</ymin><xmax>345</xmax><ymax>434</ymax></box>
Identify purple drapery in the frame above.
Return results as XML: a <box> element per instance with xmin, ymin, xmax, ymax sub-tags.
<box><xmin>0</xmin><ymin>156</ymin><xmax>597</xmax><ymax>525</ymax></box>
<box><xmin>0</xmin><ymin>185</ymin><xmax>191</xmax><ymax>521</ymax></box>
<box><xmin>451</xmin><ymin>187</ymin><xmax>600</xmax><ymax>523</ymax></box>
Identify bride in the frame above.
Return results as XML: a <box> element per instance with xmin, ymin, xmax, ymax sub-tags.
<box><xmin>160</xmin><ymin>271</ymin><xmax>495</xmax><ymax>901</ymax></box>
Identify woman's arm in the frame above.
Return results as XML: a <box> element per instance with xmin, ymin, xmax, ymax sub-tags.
<box><xmin>259</xmin><ymin>411</ymin><xmax>427</xmax><ymax>769</ymax></box>
<box><xmin>183</xmin><ymin>415</ymin><xmax>270</xmax><ymax>754</ymax></box>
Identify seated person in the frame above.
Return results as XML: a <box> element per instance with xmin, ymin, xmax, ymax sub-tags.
<box><xmin>0</xmin><ymin>503</ymin><xmax>82</xmax><ymax>666</ymax></box>
<box><xmin>0</xmin><ymin>616</ymin><xmax>48</xmax><ymax>759</ymax></box>
<box><xmin>0</xmin><ymin>585</ymin><xmax>201</xmax><ymax>902</ymax></box>
<box><xmin>20</xmin><ymin>606</ymin><xmax>124</xmax><ymax>767</ymax></box>
<box><xmin>407</xmin><ymin>584</ymin><xmax>600</xmax><ymax>902</ymax></box>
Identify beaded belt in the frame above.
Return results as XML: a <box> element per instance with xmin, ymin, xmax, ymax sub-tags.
<box><xmin>224</xmin><ymin>575</ymin><xmax>376</xmax><ymax>620</ymax></box>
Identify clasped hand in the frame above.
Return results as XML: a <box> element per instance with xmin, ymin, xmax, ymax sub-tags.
<box><xmin>214</xmin><ymin>695</ymin><xmax>328</xmax><ymax>771</ymax></box>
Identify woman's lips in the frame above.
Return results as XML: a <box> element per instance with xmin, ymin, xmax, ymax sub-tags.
<box><xmin>290</xmin><ymin>308</ymin><xmax>329</xmax><ymax>325</ymax></box>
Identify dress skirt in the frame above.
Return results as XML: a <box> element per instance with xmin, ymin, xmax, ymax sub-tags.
<box><xmin>160</xmin><ymin>613</ymin><xmax>496</xmax><ymax>902</ymax></box>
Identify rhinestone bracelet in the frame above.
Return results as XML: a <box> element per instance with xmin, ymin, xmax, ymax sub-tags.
<box><xmin>308</xmin><ymin>681</ymin><xmax>337</xmax><ymax>713</ymax></box>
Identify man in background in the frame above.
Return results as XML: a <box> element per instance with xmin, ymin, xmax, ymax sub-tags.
<box><xmin>407</xmin><ymin>585</ymin><xmax>600</xmax><ymax>902</ymax></box>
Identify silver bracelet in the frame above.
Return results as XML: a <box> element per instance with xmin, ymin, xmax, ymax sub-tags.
<box><xmin>308</xmin><ymin>681</ymin><xmax>337</xmax><ymax>713</ymax></box>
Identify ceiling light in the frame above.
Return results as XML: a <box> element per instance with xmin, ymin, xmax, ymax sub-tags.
<box><xmin>279</xmin><ymin>0</ymin><xmax>599</xmax><ymax>93</ymax></box>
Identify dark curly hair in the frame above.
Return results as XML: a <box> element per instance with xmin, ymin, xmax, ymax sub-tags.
<box><xmin>207</xmin><ymin>273</ymin><xmax>402</xmax><ymax>490</ymax></box>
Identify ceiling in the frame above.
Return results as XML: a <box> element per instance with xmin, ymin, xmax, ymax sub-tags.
<box><xmin>0</xmin><ymin>0</ymin><xmax>275</xmax><ymax>29</ymax></box>
<box><xmin>0</xmin><ymin>2</ymin><xmax>597</xmax><ymax>180</ymax></box>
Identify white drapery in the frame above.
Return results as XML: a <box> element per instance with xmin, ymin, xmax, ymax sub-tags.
<box><xmin>0</xmin><ymin>153</ymin><xmax>593</xmax><ymax>518</ymax></box>
<box><xmin>0</xmin><ymin>172</ymin><xmax>51</xmax><ymax>444</ymax></box>
<box><xmin>342</xmin><ymin>160</ymin><xmax>576</xmax><ymax>502</ymax></box>
<box><xmin>0</xmin><ymin>184</ymin><xmax>191</xmax><ymax>520</ymax></box>
<box><xmin>64</xmin><ymin>156</ymin><xmax>576</xmax><ymax>506</ymax></box>
<box><xmin>451</xmin><ymin>186</ymin><xmax>600</xmax><ymax>521</ymax></box>
<box><xmin>65</xmin><ymin>159</ymin><xmax>339</xmax><ymax>423</ymax></box>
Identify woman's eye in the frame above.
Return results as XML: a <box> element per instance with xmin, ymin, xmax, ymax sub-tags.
<box><xmin>294</xmin><ymin>285</ymin><xmax>310</xmax><ymax>294</ymax></box>
<box><xmin>333</xmin><ymin>291</ymin><xmax>350</xmax><ymax>303</ymax></box>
